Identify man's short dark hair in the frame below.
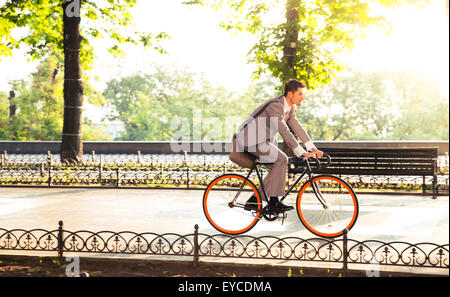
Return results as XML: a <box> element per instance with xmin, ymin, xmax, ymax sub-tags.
<box><xmin>283</xmin><ymin>79</ymin><xmax>306</xmax><ymax>97</ymax></box>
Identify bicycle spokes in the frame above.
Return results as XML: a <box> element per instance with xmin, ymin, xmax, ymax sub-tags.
<box><xmin>203</xmin><ymin>174</ymin><xmax>262</xmax><ymax>235</ymax></box>
<box><xmin>296</xmin><ymin>175</ymin><xmax>358</xmax><ymax>238</ymax></box>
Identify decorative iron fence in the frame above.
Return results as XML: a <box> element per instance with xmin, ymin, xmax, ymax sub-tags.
<box><xmin>0</xmin><ymin>152</ymin><xmax>448</xmax><ymax>195</ymax></box>
<box><xmin>0</xmin><ymin>221</ymin><xmax>448</xmax><ymax>273</ymax></box>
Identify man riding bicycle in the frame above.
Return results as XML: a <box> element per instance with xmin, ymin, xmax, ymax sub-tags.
<box><xmin>232</xmin><ymin>79</ymin><xmax>324</xmax><ymax>213</ymax></box>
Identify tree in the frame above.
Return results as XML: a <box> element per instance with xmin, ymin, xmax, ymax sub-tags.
<box><xmin>0</xmin><ymin>52</ymin><xmax>109</xmax><ymax>141</ymax></box>
<box><xmin>0</xmin><ymin>0</ymin><xmax>168</xmax><ymax>162</ymax></box>
<box><xmin>389</xmin><ymin>71</ymin><xmax>449</xmax><ymax>140</ymax></box>
<box><xmin>189</xmin><ymin>0</ymin><xmax>448</xmax><ymax>91</ymax></box>
<box><xmin>3</xmin><ymin>55</ymin><xmax>65</xmax><ymax>141</ymax></box>
<box><xmin>61</xmin><ymin>0</ymin><xmax>83</xmax><ymax>162</ymax></box>
<box><xmin>301</xmin><ymin>70</ymin><xmax>395</xmax><ymax>141</ymax></box>
<box><xmin>103</xmin><ymin>66</ymin><xmax>231</xmax><ymax>141</ymax></box>
<box><xmin>102</xmin><ymin>65</ymin><xmax>448</xmax><ymax>142</ymax></box>
<box><xmin>103</xmin><ymin>66</ymin><xmax>278</xmax><ymax>141</ymax></box>
<box><xmin>0</xmin><ymin>92</ymin><xmax>9</xmax><ymax>138</ymax></box>
<box><xmin>298</xmin><ymin>69</ymin><xmax>448</xmax><ymax>141</ymax></box>
<box><xmin>189</xmin><ymin>0</ymin><xmax>390</xmax><ymax>91</ymax></box>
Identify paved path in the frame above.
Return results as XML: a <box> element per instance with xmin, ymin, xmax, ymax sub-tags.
<box><xmin>0</xmin><ymin>187</ymin><xmax>448</xmax><ymax>245</ymax></box>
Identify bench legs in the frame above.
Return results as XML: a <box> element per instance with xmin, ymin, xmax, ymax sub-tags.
<box><xmin>432</xmin><ymin>175</ymin><xmax>437</xmax><ymax>199</ymax></box>
<box><xmin>424</xmin><ymin>175</ymin><xmax>438</xmax><ymax>199</ymax></box>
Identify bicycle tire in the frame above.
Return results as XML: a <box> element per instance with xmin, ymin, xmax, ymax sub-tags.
<box><xmin>296</xmin><ymin>175</ymin><xmax>359</xmax><ymax>238</ymax></box>
<box><xmin>203</xmin><ymin>174</ymin><xmax>262</xmax><ymax>235</ymax></box>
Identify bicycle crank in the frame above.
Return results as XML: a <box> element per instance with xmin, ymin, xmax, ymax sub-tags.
<box><xmin>262</xmin><ymin>206</ymin><xmax>288</xmax><ymax>224</ymax></box>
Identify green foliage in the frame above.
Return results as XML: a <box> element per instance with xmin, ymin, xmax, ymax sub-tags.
<box><xmin>103</xmin><ymin>66</ymin><xmax>277</xmax><ymax>141</ymax></box>
<box><xmin>102</xmin><ymin>65</ymin><xmax>447</xmax><ymax>142</ymax></box>
<box><xmin>0</xmin><ymin>0</ymin><xmax>161</xmax><ymax>142</ymax></box>
<box><xmin>0</xmin><ymin>0</ymin><xmax>168</xmax><ymax>69</ymax></box>
<box><xmin>389</xmin><ymin>71</ymin><xmax>449</xmax><ymax>140</ymax></box>
<box><xmin>3</xmin><ymin>61</ymin><xmax>447</xmax><ymax>142</ymax></box>
<box><xmin>103</xmin><ymin>66</ymin><xmax>230</xmax><ymax>141</ymax></box>
<box><xmin>192</xmin><ymin>0</ymin><xmax>390</xmax><ymax>90</ymax></box>
<box><xmin>301</xmin><ymin>70</ymin><xmax>391</xmax><ymax>140</ymax></box>
<box><xmin>300</xmin><ymin>69</ymin><xmax>449</xmax><ymax>141</ymax></box>
<box><xmin>1</xmin><ymin>54</ymin><xmax>64</xmax><ymax>140</ymax></box>
<box><xmin>0</xmin><ymin>91</ymin><xmax>9</xmax><ymax>136</ymax></box>
<box><xmin>0</xmin><ymin>52</ymin><xmax>110</xmax><ymax>141</ymax></box>
<box><xmin>0</xmin><ymin>17</ymin><xmax>16</xmax><ymax>57</ymax></box>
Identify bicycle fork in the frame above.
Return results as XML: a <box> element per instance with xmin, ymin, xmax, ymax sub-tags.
<box><xmin>304</xmin><ymin>161</ymin><xmax>329</xmax><ymax>210</ymax></box>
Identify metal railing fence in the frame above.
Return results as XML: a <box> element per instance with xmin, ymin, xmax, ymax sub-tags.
<box><xmin>1</xmin><ymin>151</ymin><xmax>448</xmax><ymax>195</ymax></box>
<box><xmin>0</xmin><ymin>221</ymin><xmax>448</xmax><ymax>273</ymax></box>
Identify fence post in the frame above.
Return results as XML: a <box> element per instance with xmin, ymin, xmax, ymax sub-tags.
<box><xmin>342</xmin><ymin>229</ymin><xmax>348</xmax><ymax>272</ymax></box>
<box><xmin>186</xmin><ymin>167</ymin><xmax>190</xmax><ymax>189</ymax></box>
<box><xmin>57</xmin><ymin>220</ymin><xmax>64</xmax><ymax>259</ymax></box>
<box><xmin>193</xmin><ymin>224</ymin><xmax>199</xmax><ymax>267</ymax></box>
<box><xmin>99</xmin><ymin>155</ymin><xmax>103</xmax><ymax>184</ymax></box>
<box><xmin>116</xmin><ymin>167</ymin><xmax>120</xmax><ymax>188</ymax></box>
<box><xmin>422</xmin><ymin>176</ymin><xmax>426</xmax><ymax>194</ymax></box>
<box><xmin>48</xmin><ymin>155</ymin><xmax>52</xmax><ymax>187</ymax></box>
<box><xmin>432</xmin><ymin>156</ymin><xmax>438</xmax><ymax>199</ymax></box>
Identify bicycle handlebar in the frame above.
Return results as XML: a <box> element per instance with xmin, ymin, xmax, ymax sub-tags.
<box><xmin>290</xmin><ymin>153</ymin><xmax>331</xmax><ymax>171</ymax></box>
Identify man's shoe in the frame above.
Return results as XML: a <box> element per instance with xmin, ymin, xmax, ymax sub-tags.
<box><xmin>269</xmin><ymin>197</ymin><xmax>294</xmax><ymax>213</ymax></box>
<box><xmin>244</xmin><ymin>195</ymin><xmax>259</xmax><ymax>211</ymax></box>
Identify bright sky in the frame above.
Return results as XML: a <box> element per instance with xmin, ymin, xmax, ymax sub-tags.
<box><xmin>87</xmin><ymin>0</ymin><xmax>258</xmax><ymax>92</ymax></box>
<box><xmin>0</xmin><ymin>0</ymin><xmax>448</xmax><ymax>96</ymax></box>
<box><xmin>340</xmin><ymin>3</ymin><xmax>449</xmax><ymax>95</ymax></box>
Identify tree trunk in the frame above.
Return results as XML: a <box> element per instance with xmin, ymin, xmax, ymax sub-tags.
<box><xmin>283</xmin><ymin>0</ymin><xmax>300</xmax><ymax>79</ymax></box>
<box><xmin>61</xmin><ymin>0</ymin><xmax>83</xmax><ymax>163</ymax></box>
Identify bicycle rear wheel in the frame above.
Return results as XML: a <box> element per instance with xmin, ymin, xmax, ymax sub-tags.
<box><xmin>296</xmin><ymin>175</ymin><xmax>358</xmax><ymax>238</ymax></box>
<box><xmin>203</xmin><ymin>174</ymin><xmax>262</xmax><ymax>235</ymax></box>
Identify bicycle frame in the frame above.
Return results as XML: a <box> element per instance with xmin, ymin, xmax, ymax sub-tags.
<box><xmin>204</xmin><ymin>152</ymin><xmax>358</xmax><ymax>237</ymax></box>
<box><xmin>235</xmin><ymin>157</ymin><xmax>329</xmax><ymax>209</ymax></box>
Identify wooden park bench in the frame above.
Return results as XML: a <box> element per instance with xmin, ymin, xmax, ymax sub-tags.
<box><xmin>289</xmin><ymin>147</ymin><xmax>439</xmax><ymax>199</ymax></box>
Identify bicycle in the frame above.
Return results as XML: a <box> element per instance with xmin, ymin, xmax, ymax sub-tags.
<box><xmin>202</xmin><ymin>153</ymin><xmax>359</xmax><ymax>238</ymax></box>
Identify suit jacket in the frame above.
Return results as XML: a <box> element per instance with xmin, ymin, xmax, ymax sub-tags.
<box><xmin>236</xmin><ymin>95</ymin><xmax>312</xmax><ymax>153</ymax></box>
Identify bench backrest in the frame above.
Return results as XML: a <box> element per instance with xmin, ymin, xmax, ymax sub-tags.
<box><xmin>316</xmin><ymin>147</ymin><xmax>438</xmax><ymax>176</ymax></box>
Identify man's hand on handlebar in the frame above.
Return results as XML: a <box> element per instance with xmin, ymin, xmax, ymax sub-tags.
<box><xmin>302</xmin><ymin>148</ymin><xmax>324</xmax><ymax>159</ymax></box>
<box><xmin>302</xmin><ymin>152</ymin><xmax>316</xmax><ymax>159</ymax></box>
<box><xmin>311</xmin><ymin>148</ymin><xmax>324</xmax><ymax>158</ymax></box>
<box><xmin>292</xmin><ymin>151</ymin><xmax>330</xmax><ymax>170</ymax></box>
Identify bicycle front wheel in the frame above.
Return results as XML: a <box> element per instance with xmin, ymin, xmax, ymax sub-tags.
<box><xmin>296</xmin><ymin>175</ymin><xmax>358</xmax><ymax>238</ymax></box>
<box><xmin>203</xmin><ymin>174</ymin><xmax>262</xmax><ymax>235</ymax></box>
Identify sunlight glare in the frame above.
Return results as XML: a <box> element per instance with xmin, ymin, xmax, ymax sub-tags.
<box><xmin>340</xmin><ymin>4</ymin><xmax>449</xmax><ymax>95</ymax></box>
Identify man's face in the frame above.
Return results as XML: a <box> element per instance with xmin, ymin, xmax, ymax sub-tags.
<box><xmin>291</xmin><ymin>87</ymin><xmax>306</xmax><ymax>106</ymax></box>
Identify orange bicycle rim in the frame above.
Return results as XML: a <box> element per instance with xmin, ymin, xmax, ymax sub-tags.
<box><xmin>297</xmin><ymin>175</ymin><xmax>358</xmax><ymax>238</ymax></box>
<box><xmin>203</xmin><ymin>174</ymin><xmax>261</xmax><ymax>235</ymax></box>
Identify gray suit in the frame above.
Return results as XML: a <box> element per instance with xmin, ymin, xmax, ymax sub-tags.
<box><xmin>235</xmin><ymin>95</ymin><xmax>314</xmax><ymax>200</ymax></box>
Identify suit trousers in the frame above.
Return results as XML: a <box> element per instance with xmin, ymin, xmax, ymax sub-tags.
<box><xmin>245</xmin><ymin>141</ymin><xmax>288</xmax><ymax>201</ymax></box>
